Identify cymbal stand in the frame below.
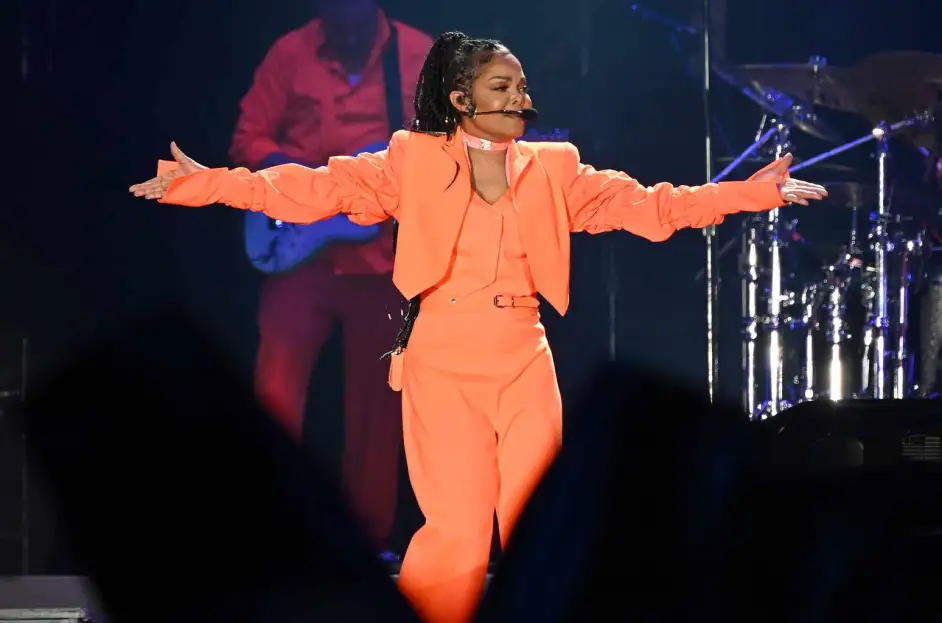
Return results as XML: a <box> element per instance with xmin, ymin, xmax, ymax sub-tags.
<box><xmin>740</xmin><ymin>118</ymin><xmax>793</xmax><ymax>419</ymax></box>
<box><xmin>705</xmin><ymin>120</ymin><xmax>780</xmax><ymax>414</ymax></box>
<box><xmin>727</xmin><ymin>117</ymin><xmax>780</xmax><ymax>417</ymax></box>
<box><xmin>712</xmin><ymin>121</ymin><xmax>780</xmax><ymax>182</ymax></box>
<box><xmin>790</xmin><ymin>115</ymin><xmax>932</xmax><ymax>175</ymax></box>
<box><xmin>868</xmin><ymin>124</ymin><xmax>890</xmax><ymax>399</ymax></box>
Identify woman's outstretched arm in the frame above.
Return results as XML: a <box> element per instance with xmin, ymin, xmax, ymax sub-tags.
<box><xmin>129</xmin><ymin>132</ymin><xmax>408</xmax><ymax>226</ymax></box>
<box><xmin>557</xmin><ymin>145</ymin><xmax>826</xmax><ymax>240</ymax></box>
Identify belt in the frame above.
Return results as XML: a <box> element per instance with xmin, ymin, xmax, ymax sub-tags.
<box><xmin>492</xmin><ymin>294</ymin><xmax>540</xmax><ymax>308</ymax></box>
<box><xmin>420</xmin><ymin>293</ymin><xmax>540</xmax><ymax>312</ymax></box>
<box><xmin>387</xmin><ymin>293</ymin><xmax>540</xmax><ymax>392</ymax></box>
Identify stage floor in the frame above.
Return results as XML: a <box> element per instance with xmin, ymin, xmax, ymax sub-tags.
<box><xmin>0</xmin><ymin>574</ymin><xmax>495</xmax><ymax>621</ymax></box>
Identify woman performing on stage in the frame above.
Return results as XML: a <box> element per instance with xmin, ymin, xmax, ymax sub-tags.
<box><xmin>130</xmin><ymin>31</ymin><xmax>826</xmax><ymax>623</ymax></box>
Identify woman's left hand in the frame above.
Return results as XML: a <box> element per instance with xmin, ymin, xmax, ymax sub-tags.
<box><xmin>751</xmin><ymin>152</ymin><xmax>828</xmax><ymax>206</ymax></box>
<box><xmin>129</xmin><ymin>142</ymin><xmax>206</xmax><ymax>200</ymax></box>
<box><xmin>778</xmin><ymin>178</ymin><xmax>828</xmax><ymax>206</ymax></box>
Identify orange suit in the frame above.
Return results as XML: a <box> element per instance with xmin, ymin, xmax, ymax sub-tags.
<box><xmin>156</xmin><ymin>128</ymin><xmax>785</xmax><ymax>622</ymax></box>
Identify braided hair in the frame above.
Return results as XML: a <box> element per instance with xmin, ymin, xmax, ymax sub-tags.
<box><xmin>411</xmin><ymin>31</ymin><xmax>508</xmax><ymax>135</ymax></box>
<box><xmin>385</xmin><ymin>31</ymin><xmax>509</xmax><ymax>358</ymax></box>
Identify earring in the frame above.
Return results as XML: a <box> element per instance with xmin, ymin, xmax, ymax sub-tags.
<box><xmin>467</xmin><ymin>102</ymin><xmax>476</xmax><ymax>117</ymax></box>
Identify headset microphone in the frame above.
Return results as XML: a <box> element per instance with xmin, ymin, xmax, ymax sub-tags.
<box><xmin>471</xmin><ymin>107</ymin><xmax>540</xmax><ymax>121</ymax></box>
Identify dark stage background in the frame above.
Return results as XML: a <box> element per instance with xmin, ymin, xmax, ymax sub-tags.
<box><xmin>4</xmin><ymin>0</ymin><xmax>941</xmax><ymax>570</ymax></box>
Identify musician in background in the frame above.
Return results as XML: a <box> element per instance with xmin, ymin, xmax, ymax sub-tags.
<box><xmin>229</xmin><ymin>0</ymin><xmax>432</xmax><ymax>558</ymax></box>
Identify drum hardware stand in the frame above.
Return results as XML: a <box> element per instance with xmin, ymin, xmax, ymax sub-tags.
<box><xmin>798</xmin><ymin>280</ymin><xmax>819</xmax><ymax>402</ymax></box>
<box><xmin>790</xmin><ymin>112</ymin><xmax>934</xmax><ymax>400</ymax></box>
<box><xmin>819</xmin><ymin>252</ymin><xmax>859</xmax><ymax>401</ymax></box>
<box><xmin>893</xmin><ymin>232</ymin><xmax>922</xmax><ymax>398</ymax></box>
<box><xmin>758</xmin><ymin>125</ymin><xmax>790</xmax><ymax>419</ymax></box>
<box><xmin>699</xmin><ymin>120</ymin><xmax>779</xmax><ymax>414</ymax></box>
<box><xmin>789</xmin><ymin>113</ymin><xmax>933</xmax><ymax>176</ymax></box>
<box><xmin>737</xmin><ymin>118</ymin><xmax>794</xmax><ymax>420</ymax></box>
<box><xmin>783</xmin><ymin>217</ymin><xmax>822</xmax><ymax>403</ymax></box>
<box><xmin>823</xmin><ymin>269</ymin><xmax>845</xmax><ymax>400</ymax></box>
<box><xmin>869</xmin><ymin>123</ymin><xmax>891</xmax><ymax>399</ymax></box>
<box><xmin>697</xmin><ymin>111</ymin><xmax>798</xmax><ymax>418</ymax></box>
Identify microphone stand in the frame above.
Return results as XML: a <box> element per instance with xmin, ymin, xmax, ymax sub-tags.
<box><xmin>700</xmin><ymin>0</ymin><xmax>719</xmax><ymax>402</ymax></box>
<box><xmin>627</xmin><ymin>0</ymin><xmax>721</xmax><ymax>394</ymax></box>
<box><xmin>580</xmin><ymin>0</ymin><xmax>616</xmax><ymax>362</ymax></box>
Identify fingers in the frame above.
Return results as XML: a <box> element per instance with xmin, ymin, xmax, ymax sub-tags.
<box><xmin>789</xmin><ymin>186</ymin><xmax>827</xmax><ymax>199</ymax></box>
<box><xmin>781</xmin><ymin>186</ymin><xmax>807</xmax><ymax>205</ymax></box>
<box><xmin>789</xmin><ymin>179</ymin><xmax>828</xmax><ymax>194</ymax></box>
<box><xmin>776</xmin><ymin>152</ymin><xmax>794</xmax><ymax>170</ymax></box>
<box><xmin>783</xmin><ymin>179</ymin><xmax>828</xmax><ymax>205</ymax></box>
<box><xmin>128</xmin><ymin>184</ymin><xmax>164</xmax><ymax>200</ymax></box>
<box><xmin>128</xmin><ymin>176</ymin><xmax>168</xmax><ymax>200</ymax></box>
<box><xmin>170</xmin><ymin>141</ymin><xmax>189</xmax><ymax>165</ymax></box>
<box><xmin>783</xmin><ymin>192</ymin><xmax>810</xmax><ymax>206</ymax></box>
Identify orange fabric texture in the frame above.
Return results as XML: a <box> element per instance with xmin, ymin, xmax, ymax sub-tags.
<box><xmin>160</xmin><ymin>127</ymin><xmax>785</xmax><ymax>313</ymax></box>
<box><xmin>421</xmin><ymin>191</ymin><xmax>537</xmax><ymax>305</ymax></box>
<box><xmin>228</xmin><ymin>10</ymin><xmax>432</xmax><ymax>275</ymax></box>
<box><xmin>395</xmin><ymin>192</ymin><xmax>561</xmax><ymax>623</ymax></box>
<box><xmin>157</xmin><ymin>129</ymin><xmax>785</xmax><ymax>622</ymax></box>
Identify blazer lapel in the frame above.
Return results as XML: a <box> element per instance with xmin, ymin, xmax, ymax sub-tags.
<box><xmin>508</xmin><ymin>140</ymin><xmax>534</xmax><ymax>193</ymax></box>
<box><xmin>395</xmin><ymin>133</ymin><xmax>471</xmax><ymax>299</ymax></box>
<box><xmin>428</xmin><ymin>134</ymin><xmax>472</xmax><ymax>240</ymax></box>
<box><xmin>509</xmin><ymin>140</ymin><xmax>570</xmax><ymax>315</ymax></box>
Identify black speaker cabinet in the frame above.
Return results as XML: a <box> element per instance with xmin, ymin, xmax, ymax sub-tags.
<box><xmin>751</xmin><ymin>399</ymin><xmax>942</xmax><ymax>472</ymax></box>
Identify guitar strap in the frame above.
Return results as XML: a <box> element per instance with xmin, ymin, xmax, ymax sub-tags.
<box><xmin>381</xmin><ymin>22</ymin><xmax>404</xmax><ymax>138</ymax></box>
<box><xmin>382</xmin><ymin>21</ymin><xmax>404</xmax><ymax>256</ymax></box>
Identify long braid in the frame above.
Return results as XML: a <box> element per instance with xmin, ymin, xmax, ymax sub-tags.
<box><xmin>385</xmin><ymin>31</ymin><xmax>508</xmax><ymax>358</ymax></box>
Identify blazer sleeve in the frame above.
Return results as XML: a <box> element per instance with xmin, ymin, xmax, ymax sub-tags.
<box><xmin>155</xmin><ymin>131</ymin><xmax>408</xmax><ymax>226</ymax></box>
<box><xmin>559</xmin><ymin>142</ymin><xmax>785</xmax><ymax>241</ymax></box>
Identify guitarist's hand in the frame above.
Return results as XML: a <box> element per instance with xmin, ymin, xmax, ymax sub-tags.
<box><xmin>259</xmin><ymin>153</ymin><xmax>316</xmax><ymax>169</ymax></box>
<box><xmin>129</xmin><ymin>142</ymin><xmax>206</xmax><ymax>200</ymax></box>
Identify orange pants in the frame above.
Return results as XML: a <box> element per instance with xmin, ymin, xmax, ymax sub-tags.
<box><xmin>396</xmin><ymin>292</ymin><xmax>563</xmax><ymax>623</ymax></box>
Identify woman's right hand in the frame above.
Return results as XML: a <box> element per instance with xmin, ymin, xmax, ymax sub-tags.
<box><xmin>129</xmin><ymin>142</ymin><xmax>206</xmax><ymax>200</ymax></box>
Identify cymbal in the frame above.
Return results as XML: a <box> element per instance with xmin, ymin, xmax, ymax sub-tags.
<box><xmin>736</xmin><ymin>59</ymin><xmax>858</xmax><ymax>113</ymax></box>
<box><xmin>712</xmin><ymin>61</ymin><xmax>844</xmax><ymax>143</ymax></box>
<box><xmin>844</xmin><ymin>51</ymin><xmax>942</xmax><ymax>152</ymax></box>
<box><xmin>821</xmin><ymin>181</ymin><xmax>940</xmax><ymax>216</ymax></box>
<box><xmin>848</xmin><ymin>51</ymin><xmax>942</xmax><ymax>112</ymax></box>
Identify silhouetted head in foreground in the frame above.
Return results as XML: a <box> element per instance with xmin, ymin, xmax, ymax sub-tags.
<box><xmin>20</xmin><ymin>308</ymin><xmax>419</xmax><ymax>623</ymax></box>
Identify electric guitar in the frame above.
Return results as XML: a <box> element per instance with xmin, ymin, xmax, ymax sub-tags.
<box><xmin>244</xmin><ymin>140</ymin><xmax>389</xmax><ymax>275</ymax></box>
<box><xmin>244</xmin><ymin>129</ymin><xmax>571</xmax><ymax>275</ymax></box>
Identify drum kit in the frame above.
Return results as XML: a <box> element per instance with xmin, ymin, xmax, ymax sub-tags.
<box><xmin>709</xmin><ymin>51</ymin><xmax>942</xmax><ymax>419</ymax></box>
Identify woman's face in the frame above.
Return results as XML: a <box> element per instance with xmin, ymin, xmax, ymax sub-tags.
<box><xmin>451</xmin><ymin>52</ymin><xmax>532</xmax><ymax>142</ymax></box>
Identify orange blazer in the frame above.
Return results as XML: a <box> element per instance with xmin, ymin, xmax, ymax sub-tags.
<box><xmin>158</xmin><ymin>129</ymin><xmax>785</xmax><ymax>315</ymax></box>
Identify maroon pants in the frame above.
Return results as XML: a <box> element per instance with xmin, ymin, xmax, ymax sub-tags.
<box><xmin>255</xmin><ymin>260</ymin><xmax>404</xmax><ymax>550</ymax></box>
